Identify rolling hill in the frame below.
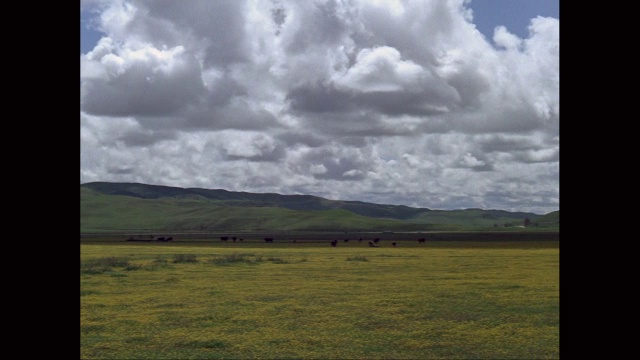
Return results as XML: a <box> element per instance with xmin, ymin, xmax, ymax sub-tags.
<box><xmin>80</xmin><ymin>182</ymin><xmax>559</xmax><ymax>233</ymax></box>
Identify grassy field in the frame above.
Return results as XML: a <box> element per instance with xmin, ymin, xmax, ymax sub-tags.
<box><xmin>80</xmin><ymin>239</ymin><xmax>559</xmax><ymax>359</ymax></box>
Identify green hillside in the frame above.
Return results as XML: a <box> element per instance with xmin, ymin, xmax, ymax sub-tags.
<box><xmin>81</xmin><ymin>181</ymin><xmax>428</xmax><ymax>217</ymax></box>
<box><xmin>534</xmin><ymin>210</ymin><xmax>559</xmax><ymax>226</ymax></box>
<box><xmin>80</xmin><ymin>182</ymin><xmax>559</xmax><ymax>233</ymax></box>
<box><xmin>408</xmin><ymin>208</ymin><xmax>536</xmax><ymax>228</ymax></box>
<box><xmin>81</xmin><ymin>187</ymin><xmax>427</xmax><ymax>233</ymax></box>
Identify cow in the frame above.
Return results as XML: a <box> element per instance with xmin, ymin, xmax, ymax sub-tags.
<box><xmin>156</xmin><ymin>237</ymin><xmax>165</xmax><ymax>241</ymax></box>
<box><xmin>392</xmin><ymin>241</ymin><xmax>397</xmax><ymax>247</ymax></box>
<box><xmin>220</xmin><ymin>236</ymin><xmax>229</xmax><ymax>242</ymax></box>
<box><xmin>373</xmin><ymin>238</ymin><xmax>380</xmax><ymax>243</ymax></box>
<box><xmin>368</xmin><ymin>241</ymin><xmax>378</xmax><ymax>247</ymax></box>
<box><xmin>166</xmin><ymin>237</ymin><xmax>173</xmax><ymax>241</ymax></box>
<box><xmin>418</xmin><ymin>238</ymin><xmax>426</xmax><ymax>243</ymax></box>
<box><xmin>358</xmin><ymin>237</ymin><xmax>363</xmax><ymax>242</ymax></box>
<box><xmin>344</xmin><ymin>238</ymin><xmax>349</xmax><ymax>243</ymax></box>
<box><xmin>330</xmin><ymin>240</ymin><xmax>338</xmax><ymax>247</ymax></box>
<box><xmin>264</xmin><ymin>237</ymin><xmax>274</xmax><ymax>243</ymax></box>
<box><xmin>232</xmin><ymin>236</ymin><xmax>237</xmax><ymax>242</ymax></box>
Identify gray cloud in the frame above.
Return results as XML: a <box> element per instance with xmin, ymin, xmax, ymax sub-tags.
<box><xmin>221</xmin><ymin>132</ymin><xmax>287</xmax><ymax>162</ymax></box>
<box><xmin>303</xmin><ymin>147</ymin><xmax>371</xmax><ymax>181</ymax></box>
<box><xmin>282</xmin><ymin>0</ymin><xmax>350</xmax><ymax>54</ymax></box>
<box><xmin>287</xmin><ymin>82</ymin><xmax>354</xmax><ymax>114</ymax></box>
<box><xmin>142</xmin><ymin>0</ymin><xmax>251</xmax><ymax>67</ymax></box>
<box><xmin>80</xmin><ymin>0</ymin><xmax>559</xmax><ymax>214</ymax></box>
<box><xmin>276</xmin><ymin>131</ymin><xmax>326</xmax><ymax>148</ymax></box>
<box><xmin>118</xmin><ymin>128</ymin><xmax>177</xmax><ymax>147</ymax></box>
<box><xmin>81</xmin><ymin>45</ymin><xmax>205</xmax><ymax>116</ymax></box>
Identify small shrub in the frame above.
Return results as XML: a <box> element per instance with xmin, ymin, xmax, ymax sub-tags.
<box><xmin>89</xmin><ymin>257</ymin><xmax>129</xmax><ymax>267</ymax></box>
<box><xmin>81</xmin><ymin>266</ymin><xmax>106</xmax><ymax>275</ymax></box>
<box><xmin>267</xmin><ymin>257</ymin><xmax>289</xmax><ymax>264</ymax></box>
<box><xmin>182</xmin><ymin>340</ymin><xmax>228</xmax><ymax>349</ymax></box>
<box><xmin>80</xmin><ymin>290</ymin><xmax>99</xmax><ymax>296</ymax></box>
<box><xmin>81</xmin><ymin>257</ymin><xmax>131</xmax><ymax>274</ymax></box>
<box><xmin>172</xmin><ymin>254</ymin><xmax>197</xmax><ymax>263</ymax></box>
<box><xmin>210</xmin><ymin>253</ymin><xmax>258</xmax><ymax>265</ymax></box>
<box><xmin>145</xmin><ymin>258</ymin><xmax>170</xmax><ymax>269</ymax></box>
<box><xmin>346</xmin><ymin>256</ymin><xmax>369</xmax><ymax>262</ymax></box>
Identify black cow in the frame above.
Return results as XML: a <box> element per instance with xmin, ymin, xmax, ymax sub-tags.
<box><xmin>232</xmin><ymin>236</ymin><xmax>237</xmax><ymax>242</ymax></box>
<box><xmin>373</xmin><ymin>238</ymin><xmax>380</xmax><ymax>243</ymax></box>
<box><xmin>220</xmin><ymin>236</ymin><xmax>229</xmax><ymax>242</ymax></box>
<box><xmin>358</xmin><ymin>237</ymin><xmax>363</xmax><ymax>242</ymax></box>
<box><xmin>368</xmin><ymin>241</ymin><xmax>378</xmax><ymax>247</ymax></box>
<box><xmin>330</xmin><ymin>240</ymin><xmax>338</xmax><ymax>247</ymax></box>
<box><xmin>344</xmin><ymin>239</ymin><xmax>349</xmax><ymax>242</ymax></box>
<box><xmin>418</xmin><ymin>238</ymin><xmax>426</xmax><ymax>243</ymax></box>
<box><xmin>392</xmin><ymin>241</ymin><xmax>397</xmax><ymax>247</ymax></box>
<box><xmin>264</xmin><ymin>237</ymin><xmax>274</xmax><ymax>243</ymax></box>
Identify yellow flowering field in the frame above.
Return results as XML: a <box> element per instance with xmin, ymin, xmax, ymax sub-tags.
<box><xmin>81</xmin><ymin>240</ymin><xmax>559</xmax><ymax>359</ymax></box>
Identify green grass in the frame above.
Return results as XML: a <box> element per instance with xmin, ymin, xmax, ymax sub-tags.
<box><xmin>81</xmin><ymin>240</ymin><xmax>558</xmax><ymax>359</ymax></box>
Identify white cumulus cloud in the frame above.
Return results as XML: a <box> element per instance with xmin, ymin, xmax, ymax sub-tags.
<box><xmin>80</xmin><ymin>0</ymin><xmax>559</xmax><ymax>214</ymax></box>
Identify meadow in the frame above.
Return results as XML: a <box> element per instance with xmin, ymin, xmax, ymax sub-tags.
<box><xmin>80</xmin><ymin>239</ymin><xmax>559</xmax><ymax>359</ymax></box>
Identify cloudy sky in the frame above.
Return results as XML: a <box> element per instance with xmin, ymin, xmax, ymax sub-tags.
<box><xmin>80</xmin><ymin>0</ymin><xmax>559</xmax><ymax>214</ymax></box>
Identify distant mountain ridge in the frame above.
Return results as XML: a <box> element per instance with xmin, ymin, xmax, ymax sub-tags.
<box><xmin>81</xmin><ymin>182</ymin><xmax>539</xmax><ymax>219</ymax></box>
<box><xmin>80</xmin><ymin>182</ymin><xmax>559</xmax><ymax>233</ymax></box>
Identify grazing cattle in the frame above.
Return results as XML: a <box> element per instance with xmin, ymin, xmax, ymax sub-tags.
<box><xmin>418</xmin><ymin>238</ymin><xmax>426</xmax><ymax>243</ymax></box>
<box><xmin>392</xmin><ymin>242</ymin><xmax>397</xmax><ymax>247</ymax></box>
<box><xmin>368</xmin><ymin>241</ymin><xmax>378</xmax><ymax>247</ymax></box>
<box><xmin>156</xmin><ymin>237</ymin><xmax>165</xmax><ymax>241</ymax></box>
<box><xmin>373</xmin><ymin>238</ymin><xmax>380</xmax><ymax>243</ymax></box>
<box><xmin>264</xmin><ymin>237</ymin><xmax>274</xmax><ymax>243</ymax></box>
<box><xmin>220</xmin><ymin>236</ymin><xmax>229</xmax><ymax>242</ymax></box>
<box><xmin>166</xmin><ymin>237</ymin><xmax>173</xmax><ymax>241</ymax></box>
<box><xmin>232</xmin><ymin>236</ymin><xmax>237</xmax><ymax>242</ymax></box>
<box><xmin>330</xmin><ymin>240</ymin><xmax>338</xmax><ymax>247</ymax></box>
<box><xmin>358</xmin><ymin>237</ymin><xmax>363</xmax><ymax>242</ymax></box>
<box><xmin>344</xmin><ymin>239</ymin><xmax>349</xmax><ymax>242</ymax></box>
<box><xmin>127</xmin><ymin>237</ymin><xmax>152</xmax><ymax>242</ymax></box>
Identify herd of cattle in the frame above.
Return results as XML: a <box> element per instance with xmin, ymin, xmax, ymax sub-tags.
<box><xmin>126</xmin><ymin>236</ymin><xmax>173</xmax><ymax>242</ymax></box>
<box><xmin>233</xmin><ymin>236</ymin><xmax>428</xmax><ymax>247</ymax></box>
<box><xmin>330</xmin><ymin>237</ymin><xmax>427</xmax><ymax>247</ymax></box>
<box><xmin>127</xmin><ymin>235</ymin><xmax>427</xmax><ymax>246</ymax></box>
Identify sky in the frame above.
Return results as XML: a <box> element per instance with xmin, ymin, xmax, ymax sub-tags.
<box><xmin>80</xmin><ymin>0</ymin><xmax>559</xmax><ymax>214</ymax></box>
